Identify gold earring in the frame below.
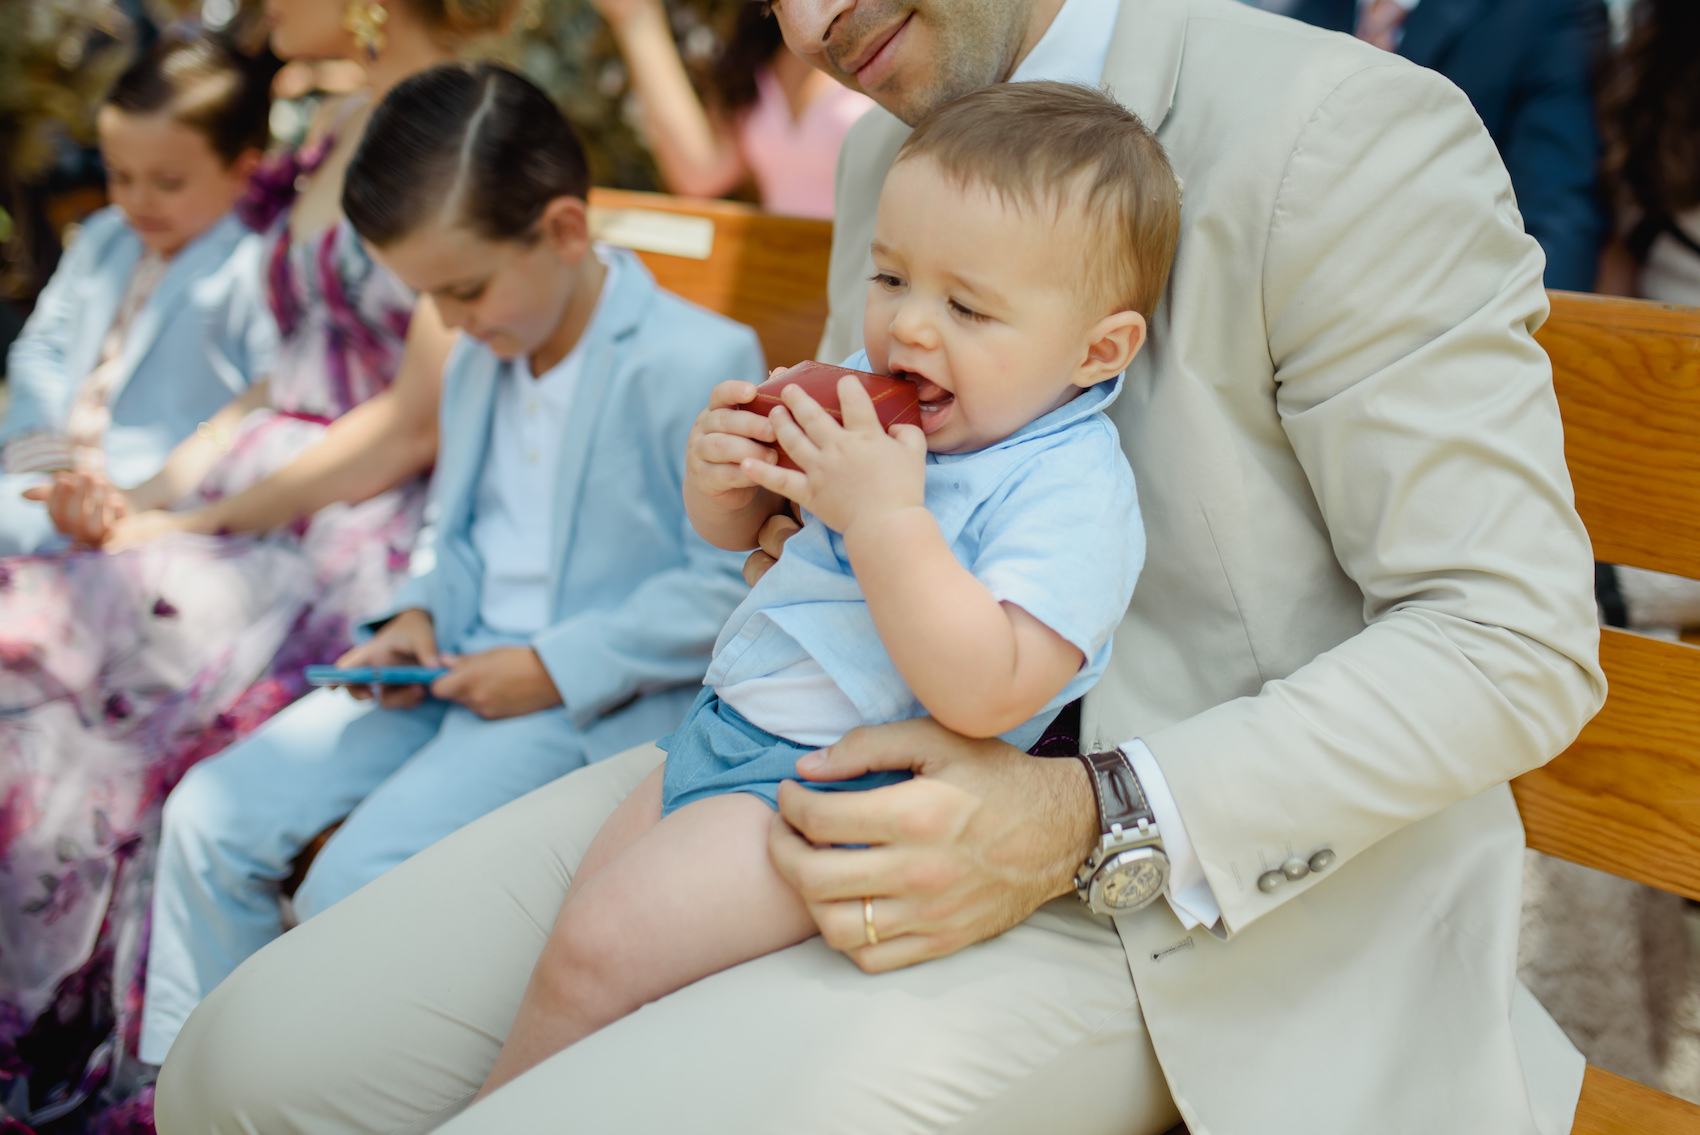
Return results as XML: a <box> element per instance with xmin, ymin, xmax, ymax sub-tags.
<box><xmin>343</xmin><ymin>0</ymin><xmax>388</xmax><ymax>60</ymax></box>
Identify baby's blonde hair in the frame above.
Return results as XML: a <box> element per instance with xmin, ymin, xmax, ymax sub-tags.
<box><xmin>894</xmin><ymin>81</ymin><xmax>1181</xmax><ymax>319</ymax></box>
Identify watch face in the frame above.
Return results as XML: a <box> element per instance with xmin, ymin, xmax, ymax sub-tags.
<box><xmin>1097</xmin><ymin>848</ymin><xmax>1168</xmax><ymax>911</ymax></box>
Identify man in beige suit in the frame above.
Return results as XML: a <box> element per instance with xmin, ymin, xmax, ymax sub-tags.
<box><xmin>155</xmin><ymin>0</ymin><xmax>1605</xmax><ymax>1131</ymax></box>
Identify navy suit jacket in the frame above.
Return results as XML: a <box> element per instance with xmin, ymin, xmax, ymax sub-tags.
<box><xmin>1287</xmin><ymin>0</ymin><xmax>1607</xmax><ymax>291</ymax></box>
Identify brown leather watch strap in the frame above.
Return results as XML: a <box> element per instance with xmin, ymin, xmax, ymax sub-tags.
<box><xmin>1074</xmin><ymin>749</ymin><xmax>1154</xmax><ymax>834</ymax></box>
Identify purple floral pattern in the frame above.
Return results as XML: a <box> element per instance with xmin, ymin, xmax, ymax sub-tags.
<box><xmin>0</xmin><ymin>137</ymin><xmax>424</xmax><ymax>1131</ymax></box>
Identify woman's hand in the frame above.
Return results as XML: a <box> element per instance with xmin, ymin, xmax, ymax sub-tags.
<box><xmin>23</xmin><ymin>470</ymin><xmax>130</xmax><ymax>546</ymax></box>
<box><xmin>431</xmin><ymin>648</ymin><xmax>562</xmax><ymax>720</ymax></box>
<box><xmin>742</xmin><ymin>377</ymin><xmax>928</xmax><ymax>538</ymax></box>
<box><xmin>337</xmin><ymin>608</ymin><xmax>441</xmax><ymax>709</ymax></box>
<box><xmin>103</xmin><ymin>508</ymin><xmax>201</xmax><ymax>552</ymax></box>
<box><xmin>766</xmin><ymin>717</ymin><xmax>1099</xmax><ymax>973</ymax></box>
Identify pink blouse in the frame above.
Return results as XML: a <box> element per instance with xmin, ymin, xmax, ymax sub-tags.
<box><xmin>737</xmin><ymin>69</ymin><xmax>874</xmax><ymax>220</ymax></box>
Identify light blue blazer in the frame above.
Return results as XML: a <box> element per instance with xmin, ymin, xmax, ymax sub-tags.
<box><xmin>367</xmin><ymin>250</ymin><xmax>760</xmax><ymax>739</ymax></box>
<box><xmin>0</xmin><ymin>207</ymin><xmax>276</xmax><ymax>553</ymax></box>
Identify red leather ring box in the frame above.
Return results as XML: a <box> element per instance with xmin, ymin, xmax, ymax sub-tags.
<box><xmin>750</xmin><ymin>360</ymin><xmax>922</xmax><ymax>470</ymax></box>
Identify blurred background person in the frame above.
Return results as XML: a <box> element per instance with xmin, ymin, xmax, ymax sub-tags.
<box><xmin>588</xmin><ymin>0</ymin><xmax>871</xmax><ymax>217</ymax></box>
<box><xmin>0</xmin><ymin>37</ymin><xmax>277</xmax><ymax>557</ymax></box>
<box><xmin>1266</xmin><ymin>0</ymin><xmax>1610</xmax><ymax>293</ymax></box>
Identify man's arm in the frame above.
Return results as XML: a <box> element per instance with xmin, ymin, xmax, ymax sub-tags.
<box><xmin>1145</xmin><ymin>61</ymin><xmax>1605</xmax><ymax>934</ymax></box>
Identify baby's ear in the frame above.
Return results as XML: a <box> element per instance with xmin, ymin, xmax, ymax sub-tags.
<box><xmin>1076</xmin><ymin>310</ymin><xmax>1146</xmax><ymax>387</ymax></box>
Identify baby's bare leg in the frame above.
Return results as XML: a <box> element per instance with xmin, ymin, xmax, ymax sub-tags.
<box><xmin>564</xmin><ymin>766</ymin><xmax>665</xmax><ymax>904</ymax></box>
<box><xmin>479</xmin><ymin>789</ymin><xmax>816</xmax><ymax>1098</ymax></box>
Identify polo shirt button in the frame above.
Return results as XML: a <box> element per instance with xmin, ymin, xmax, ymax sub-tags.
<box><xmin>1309</xmin><ymin>849</ymin><xmax>1337</xmax><ymax>873</ymax></box>
<box><xmin>1281</xmin><ymin>857</ymin><xmax>1310</xmax><ymax>881</ymax></box>
<box><xmin>1257</xmin><ymin>870</ymin><xmax>1285</xmax><ymax>893</ymax></box>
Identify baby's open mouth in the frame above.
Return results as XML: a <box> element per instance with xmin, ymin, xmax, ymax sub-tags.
<box><xmin>893</xmin><ymin>368</ymin><xmax>955</xmax><ymax>433</ymax></box>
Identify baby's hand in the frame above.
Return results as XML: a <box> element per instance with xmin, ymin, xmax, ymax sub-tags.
<box><xmin>686</xmin><ymin>378</ymin><xmax>780</xmax><ymax>511</ymax></box>
<box><xmin>742</xmin><ymin>376</ymin><xmax>927</xmax><ymax>536</ymax></box>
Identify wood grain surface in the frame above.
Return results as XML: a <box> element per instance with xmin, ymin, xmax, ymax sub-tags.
<box><xmin>1169</xmin><ymin>1066</ymin><xmax>1700</xmax><ymax>1135</ymax></box>
<box><xmin>1512</xmin><ymin>627</ymin><xmax>1700</xmax><ymax>902</ymax></box>
<box><xmin>1570</xmin><ymin>1066</ymin><xmax>1700</xmax><ymax>1134</ymax></box>
<box><xmin>1537</xmin><ymin>291</ymin><xmax>1700</xmax><ymax>580</ymax></box>
<box><xmin>587</xmin><ymin>188</ymin><xmax>833</xmax><ymax>368</ymax></box>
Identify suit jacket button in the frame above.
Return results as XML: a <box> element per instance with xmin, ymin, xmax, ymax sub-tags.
<box><xmin>1257</xmin><ymin>870</ymin><xmax>1285</xmax><ymax>893</ymax></box>
<box><xmin>1281</xmin><ymin>857</ymin><xmax>1310</xmax><ymax>881</ymax></box>
<box><xmin>1309</xmin><ymin>848</ymin><xmax>1337</xmax><ymax>873</ymax></box>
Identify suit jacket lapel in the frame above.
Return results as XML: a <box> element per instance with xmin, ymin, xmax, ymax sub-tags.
<box><xmin>1101</xmin><ymin>0</ymin><xmax>1189</xmax><ymax>134</ymax></box>
<box><xmin>110</xmin><ymin>214</ymin><xmax>243</xmax><ymax>406</ymax></box>
<box><xmin>1396</xmin><ymin>0</ymin><xmax>1483</xmax><ymax>70</ymax></box>
<box><xmin>67</xmin><ymin>228</ymin><xmax>141</xmax><ymax>386</ymax></box>
<box><xmin>443</xmin><ymin>344</ymin><xmax>501</xmax><ymax>548</ymax></box>
<box><xmin>546</xmin><ymin>251</ymin><xmax>652</xmax><ymax>604</ymax></box>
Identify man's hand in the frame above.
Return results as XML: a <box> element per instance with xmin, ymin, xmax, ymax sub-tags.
<box><xmin>743</xmin><ymin>510</ymin><xmax>802</xmax><ymax>586</ymax></box>
<box><xmin>337</xmin><ymin>608</ymin><xmax>440</xmax><ymax>709</ymax></box>
<box><xmin>24</xmin><ymin>470</ymin><xmax>130</xmax><ymax>546</ymax></box>
<box><xmin>742</xmin><ymin>378</ymin><xmax>927</xmax><ymax>537</ymax></box>
<box><xmin>767</xmin><ymin>717</ymin><xmax>1098</xmax><ymax>973</ymax></box>
<box><xmin>431</xmin><ymin>647</ymin><xmax>562</xmax><ymax>719</ymax></box>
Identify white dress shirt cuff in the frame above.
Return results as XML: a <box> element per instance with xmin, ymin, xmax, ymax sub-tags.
<box><xmin>1123</xmin><ymin>739</ymin><xmax>1221</xmax><ymax>930</ymax></box>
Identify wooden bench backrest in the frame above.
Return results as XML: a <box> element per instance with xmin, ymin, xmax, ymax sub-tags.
<box><xmin>587</xmin><ymin>188</ymin><xmax>834</xmax><ymax>368</ymax></box>
<box><xmin>1511</xmin><ymin>291</ymin><xmax>1700</xmax><ymax>904</ymax></box>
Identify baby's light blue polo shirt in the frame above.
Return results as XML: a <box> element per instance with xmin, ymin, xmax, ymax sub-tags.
<box><xmin>705</xmin><ymin>352</ymin><xmax>1144</xmax><ymax>751</ymax></box>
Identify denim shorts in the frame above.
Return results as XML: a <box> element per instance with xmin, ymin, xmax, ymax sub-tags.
<box><xmin>658</xmin><ymin>687</ymin><xmax>911</xmax><ymax>817</ymax></box>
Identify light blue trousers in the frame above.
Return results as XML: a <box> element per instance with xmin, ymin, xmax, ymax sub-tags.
<box><xmin>137</xmin><ymin>686</ymin><xmax>651</xmax><ymax>1065</ymax></box>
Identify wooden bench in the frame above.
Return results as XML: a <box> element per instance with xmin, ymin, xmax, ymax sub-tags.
<box><xmin>587</xmin><ymin>188</ymin><xmax>833</xmax><ymax>368</ymax></box>
<box><xmin>1513</xmin><ymin>291</ymin><xmax>1700</xmax><ymax>1133</ymax></box>
<box><xmin>291</xmin><ymin>192</ymin><xmax>1700</xmax><ymax>1130</ymax></box>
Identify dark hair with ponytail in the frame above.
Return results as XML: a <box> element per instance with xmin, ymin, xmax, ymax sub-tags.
<box><xmin>106</xmin><ymin>35</ymin><xmax>273</xmax><ymax>166</ymax></box>
<box><xmin>342</xmin><ymin>63</ymin><xmax>591</xmax><ymax>248</ymax></box>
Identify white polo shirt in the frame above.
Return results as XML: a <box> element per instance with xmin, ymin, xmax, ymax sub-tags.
<box><xmin>469</xmin><ymin>255</ymin><xmax>618</xmax><ymax>637</ymax></box>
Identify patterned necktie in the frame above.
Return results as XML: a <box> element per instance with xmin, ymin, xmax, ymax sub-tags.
<box><xmin>1355</xmin><ymin>0</ymin><xmax>1408</xmax><ymax>50</ymax></box>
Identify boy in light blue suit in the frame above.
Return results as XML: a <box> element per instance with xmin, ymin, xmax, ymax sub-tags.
<box><xmin>0</xmin><ymin>38</ymin><xmax>275</xmax><ymax>554</ymax></box>
<box><xmin>139</xmin><ymin>64</ymin><xmax>759</xmax><ymax>1064</ymax></box>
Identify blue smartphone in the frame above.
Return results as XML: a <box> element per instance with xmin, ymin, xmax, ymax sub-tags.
<box><xmin>304</xmin><ymin>665</ymin><xmax>449</xmax><ymax>687</ymax></box>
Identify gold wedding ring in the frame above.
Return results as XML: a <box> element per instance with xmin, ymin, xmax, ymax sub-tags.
<box><xmin>862</xmin><ymin>896</ymin><xmax>879</xmax><ymax>946</ymax></box>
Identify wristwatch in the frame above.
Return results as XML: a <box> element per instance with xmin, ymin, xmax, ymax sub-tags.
<box><xmin>1069</xmin><ymin>749</ymin><xmax>1169</xmax><ymax>915</ymax></box>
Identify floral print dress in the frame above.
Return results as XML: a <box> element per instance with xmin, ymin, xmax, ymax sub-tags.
<box><xmin>0</xmin><ymin>137</ymin><xmax>425</xmax><ymax>1130</ymax></box>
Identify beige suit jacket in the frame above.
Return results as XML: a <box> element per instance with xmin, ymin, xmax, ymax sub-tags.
<box><xmin>820</xmin><ymin>1</ymin><xmax>1607</xmax><ymax>1131</ymax></box>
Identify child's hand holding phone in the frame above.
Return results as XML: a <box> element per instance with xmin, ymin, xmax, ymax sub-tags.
<box><xmin>335</xmin><ymin>608</ymin><xmax>442</xmax><ymax>709</ymax></box>
<box><xmin>431</xmin><ymin>648</ymin><xmax>562</xmax><ymax>719</ymax></box>
<box><xmin>328</xmin><ymin>610</ymin><xmax>560</xmax><ymax>719</ymax></box>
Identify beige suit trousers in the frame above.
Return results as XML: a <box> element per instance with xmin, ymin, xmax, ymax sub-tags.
<box><xmin>156</xmin><ymin>743</ymin><xmax>1180</xmax><ymax>1135</ymax></box>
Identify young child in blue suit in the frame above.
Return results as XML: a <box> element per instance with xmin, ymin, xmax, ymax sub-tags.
<box><xmin>479</xmin><ymin>82</ymin><xmax>1182</xmax><ymax>1095</ymax></box>
<box><xmin>0</xmin><ymin>37</ymin><xmax>276</xmax><ymax>554</ymax></box>
<box><xmin>138</xmin><ymin>64</ymin><xmax>760</xmax><ymax>1063</ymax></box>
